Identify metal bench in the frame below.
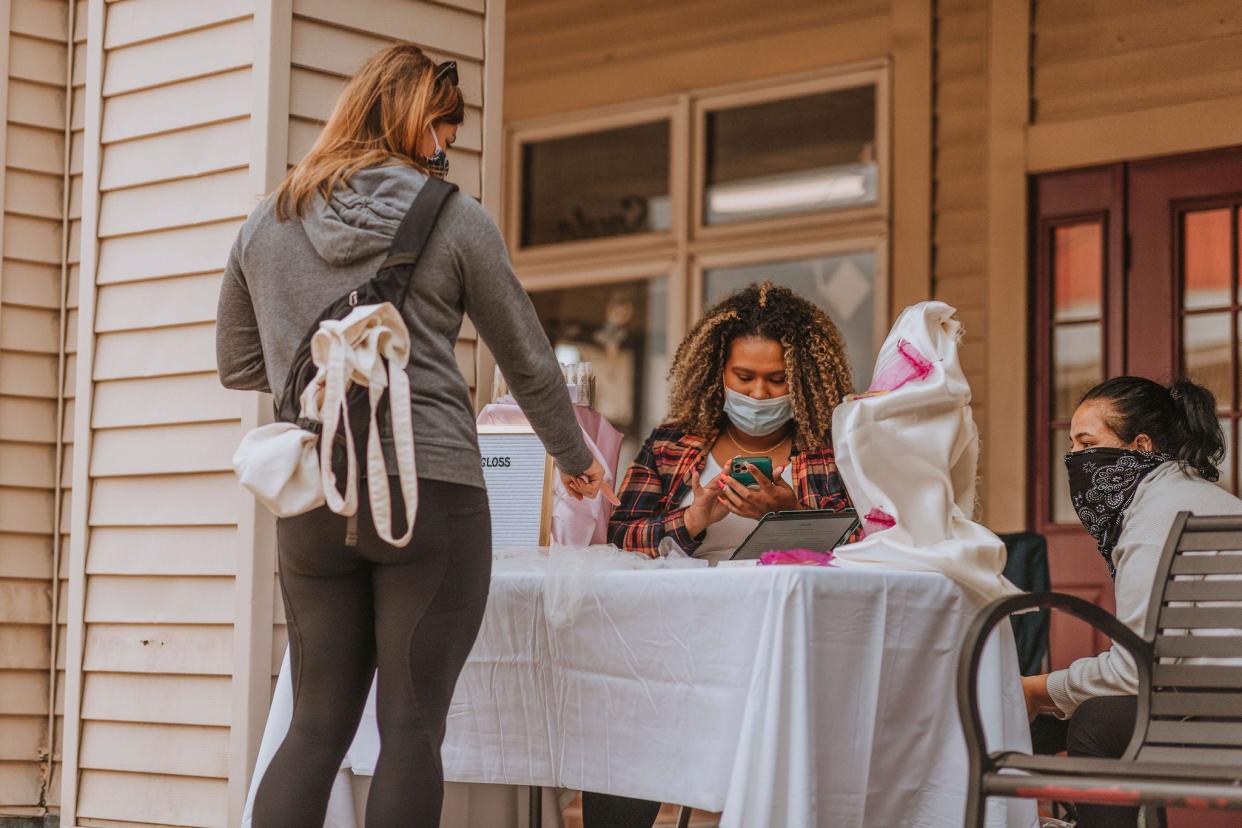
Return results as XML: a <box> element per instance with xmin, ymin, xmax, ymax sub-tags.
<box><xmin>957</xmin><ymin>512</ymin><xmax>1242</xmax><ymax>826</ymax></box>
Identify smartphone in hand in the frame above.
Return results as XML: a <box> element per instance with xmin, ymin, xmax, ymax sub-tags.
<box><xmin>729</xmin><ymin>455</ymin><xmax>773</xmax><ymax>489</ymax></box>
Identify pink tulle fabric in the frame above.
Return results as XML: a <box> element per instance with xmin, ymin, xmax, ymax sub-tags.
<box><xmin>758</xmin><ymin>548</ymin><xmax>837</xmax><ymax>567</ymax></box>
<box><xmin>861</xmin><ymin>507</ymin><xmax>896</xmax><ymax>539</ymax></box>
<box><xmin>868</xmin><ymin>338</ymin><xmax>933</xmax><ymax>393</ymax></box>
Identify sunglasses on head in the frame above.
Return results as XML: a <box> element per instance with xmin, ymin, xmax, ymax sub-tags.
<box><xmin>434</xmin><ymin>60</ymin><xmax>458</xmax><ymax>88</ymax></box>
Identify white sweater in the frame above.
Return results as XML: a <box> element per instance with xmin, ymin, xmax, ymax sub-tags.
<box><xmin>1046</xmin><ymin>462</ymin><xmax>1242</xmax><ymax>716</ymax></box>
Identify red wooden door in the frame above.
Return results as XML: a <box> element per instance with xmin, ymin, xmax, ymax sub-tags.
<box><xmin>1128</xmin><ymin>150</ymin><xmax>1242</xmax><ymax>497</ymax></box>
<box><xmin>1031</xmin><ymin>166</ymin><xmax>1126</xmax><ymax>669</ymax></box>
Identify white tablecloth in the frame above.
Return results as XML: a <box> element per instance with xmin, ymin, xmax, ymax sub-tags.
<box><xmin>247</xmin><ymin>561</ymin><xmax>1037</xmax><ymax>828</ymax></box>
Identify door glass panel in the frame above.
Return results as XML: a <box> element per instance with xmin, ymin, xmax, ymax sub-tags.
<box><xmin>1052</xmin><ymin>322</ymin><xmax>1102</xmax><ymax>422</ymax></box>
<box><xmin>521</xmin><ymin>121</ymin><xmax>671</xmax><ymax>247</ymax></box>
<box><xmin>1183</xmin><ymin>312</ymin><xmax>1232</xmax><ymax>411</ymax></box>
<box><xmin>703</xmin><ymin>85</ymin><xmax>877</xmax><ymax>225</ymax></box>
<box><xmin>1051</xmin><ymin>427</ymin><xmax>1075</xmax><ymax>524</ymax></box>
<box><xmin>703</xmin><ymin>251</ymin><xmax>876</xmax><ymax>389</ymax></box>
<box><xmin>1183</xmin><ymin>208</ymin><xmax>1232</xmax><ymax>310</ymax></box>
<box><xmin>1053</xmin><ymin>223</ymin><xmax>1103</xmax><ymax>322</ymax></box>
<box><xmin>529</xmin><ymin>277</ymin><xmax>668</xmax><ymax>472</ymax></box>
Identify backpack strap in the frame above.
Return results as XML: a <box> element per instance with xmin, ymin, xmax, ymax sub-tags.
<box><xmin>378</xmin><ymin>176</ymin><xmax>458</xmax><ymax>274</ymax></box>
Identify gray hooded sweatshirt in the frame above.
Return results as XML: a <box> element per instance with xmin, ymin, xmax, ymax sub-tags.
<box><xmin>215</xmin><ymin>164</ymin><xmax>593</xmax><ymax>489</ymax></box>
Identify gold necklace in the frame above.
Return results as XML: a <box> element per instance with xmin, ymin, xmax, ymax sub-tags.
<box><xmin>726</xmin><ymin>424</ymin><xmax>789</xmax><ymax>454</ymax></box>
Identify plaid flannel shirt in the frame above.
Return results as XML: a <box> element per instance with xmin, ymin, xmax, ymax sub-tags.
<box><xmin>608</xmin><ymin>424</ymin><xmax>852</xmax><ymax>557</ymax></box>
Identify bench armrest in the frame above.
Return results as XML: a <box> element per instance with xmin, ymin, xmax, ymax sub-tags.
<box><xmin>956</xmin><ymin>592</ymin><xmax>1154</xmax><ymax>771</ymax></box>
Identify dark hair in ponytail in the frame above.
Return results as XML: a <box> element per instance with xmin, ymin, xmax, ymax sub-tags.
<box><xmin>1081</xmin><ymin>376</ymin><xmax>1226</xmax><ymax>481</ymax></box>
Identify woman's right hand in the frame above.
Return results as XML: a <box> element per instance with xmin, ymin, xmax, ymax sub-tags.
<box><xmin>683</xmin><ymin>470</ymin><xmax>731</xmax><ymax>538</ymax></box>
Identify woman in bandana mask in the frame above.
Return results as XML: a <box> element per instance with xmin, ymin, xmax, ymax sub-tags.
<box><xmin>1025</xmin><ymin>376</ymin><xmax>1241</xmax><ymax>828</ymax></box>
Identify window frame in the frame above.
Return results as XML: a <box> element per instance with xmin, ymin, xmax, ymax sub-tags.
<box><xmin>505</xmin><ymin>61</ymin><xmax>892</xmax><ymax>363</ymax></box>
<box><xmin>691</xmin><ymin>64</ymin><xmax>889</xmax><ymax>243</ymax></box>
<box><xmin>691</xmin><ymin>235</ymin><xmax>889</xmax><ymax>381</ymax></box>
<box><xmin>1029</xmin><ymin>166</ymin><xmax>1126</xmax><ymax>537</ymax></box>
<box><xmin>504</xmin><ymin>99</ymin><xmax>687</xmax><ymax>266</ymax></box>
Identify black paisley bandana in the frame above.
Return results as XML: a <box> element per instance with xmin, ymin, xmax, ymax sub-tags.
<box><xmin>1064</xmin><ymin>447</ymin><xmax>1170</xmax><ymax>578</ymax></box>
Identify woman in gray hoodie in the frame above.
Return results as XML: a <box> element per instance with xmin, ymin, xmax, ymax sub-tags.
<box><xmin>216</xmin><ymin>45</ymin><xmax>611</xmax><ymax>827</ymax></box>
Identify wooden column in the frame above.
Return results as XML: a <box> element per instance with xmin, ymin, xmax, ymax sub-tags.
<box><xmin>983</xmin><ymin>0</ymin><xmax>1031</xmax><ymax>530</ymax></box>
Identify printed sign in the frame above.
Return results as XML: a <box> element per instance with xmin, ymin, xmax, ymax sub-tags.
<box><xmin>477</xmin><ymin>424</ymin><xmax>553</xmax><ymax>550</ymax></box>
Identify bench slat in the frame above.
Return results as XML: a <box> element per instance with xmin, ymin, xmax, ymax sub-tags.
<box><xmin>1179</xmin><ymin>532</ymin><xmax>1242</xmax><ymax>553</ymax></box>
<box><xmin>1150</xmin><ymin>691</ymin><xmax>1242</xmax><ymax>717</ymax></box>
<box><xmin>1146</xmin><ymin>720</ymin><xmax>1242</xmax><ymax>747</ymax></box>
<box><xmin>1158</xmin><ymin>606</ymin><xmax>1242</xmax><ymax>629</ymax></box>
<box><xmin>1156</xmin><ymin>635</ymin><xmax>1242</xmax><ymax>658</ymax></box>
<box><xmin>1153</xmin><ymin>665</ymin><xmax>1242</xmax><ymax>689</ymax></box>
<box><xmin>1138</xmin><ymin>745</ymin><xmax>1242</xmax><ymax>766</ymax></box>
<box><xmin>1171</xmin><ymin>555</ymin><xmax>1242</xmax><ymax>575</ymax></box>
<box><xmin>1164</xmin><ymin>580</ymin><xmax>1242</xmax><ymax>601</ymax></box>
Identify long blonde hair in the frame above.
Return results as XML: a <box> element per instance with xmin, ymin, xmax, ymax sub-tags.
<box><xmin>274</xmin><ymin>44</ymin><xmax>464</xmax><ymax>219</ymax></box>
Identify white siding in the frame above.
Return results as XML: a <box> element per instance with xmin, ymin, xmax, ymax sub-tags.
<box><xmin>0</xmin><ymin>0</ymin><xmax>71</xmax><ymax>816</ymax></box>
<box><xmin>66</xmin><ymin>2</ymin><xmax>255</xmax><ymax>824</ymax></box>
<box><xmin>44</xmin><ymin>1</ymin><xmax>499</xmax><ymax>825</ymax></box>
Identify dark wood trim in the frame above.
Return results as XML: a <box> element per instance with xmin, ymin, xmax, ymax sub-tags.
<box><xmin>1030</xmin><ymin>165</ymin><xmax>1124</xmax><ymax>535</ymax></box>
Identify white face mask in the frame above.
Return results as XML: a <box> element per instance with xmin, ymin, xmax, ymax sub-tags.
<box><xmin>722</xmin><ymin>386</ymin><xmax>793</xmax><ymax>437</ymax></box>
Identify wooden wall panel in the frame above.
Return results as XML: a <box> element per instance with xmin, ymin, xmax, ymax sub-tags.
<box><xmin>1033</xmin><ymin>0</ymin><xmax>1242</xmax><ymax>124</ymax></box>
<box><xmin>931</xmin><ymin>0</ymin><xmax>990</xmax><ymax>496</ymax></box>
<box><xmin>504</xmin><ymin>0</ymin><xmax>890</xmax><ymax>120</ymax></box>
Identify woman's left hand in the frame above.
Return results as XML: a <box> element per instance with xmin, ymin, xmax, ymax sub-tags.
<box><xmin>718</xmin><ymin>464</ymin><xmax>798</xmax><ymax>518</ymax></box>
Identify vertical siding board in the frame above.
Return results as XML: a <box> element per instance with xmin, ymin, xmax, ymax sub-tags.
<box><xmin>0</xmin><ymin>0</ymin><xmax>77</xmax><ymax>814</ymax></box>
<box><xmin>60</xmin><ymin>0</ymin><xmax>104</xmax><ymax>822</ymax></box>
<box><xmin>227</xmin><ymin>0</ymin><xmax>287</xmax><ymax>823</ymax></box>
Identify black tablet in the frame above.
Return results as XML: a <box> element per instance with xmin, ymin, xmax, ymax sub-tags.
<box><xmin>730</xmin><ymin>508</ymin><xmax>860</xmax><ymax>561</ymax></box>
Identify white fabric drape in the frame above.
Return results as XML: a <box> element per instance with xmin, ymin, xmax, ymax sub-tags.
<box><xmin>246</xmin><ymin>562</ymin><xmax>1035</xmax><ymax>828</ymax></box>
<box><xmin>832</xmin><ymin>301</ymin><xmax>1022</xmax><ymax>603</ymax></box>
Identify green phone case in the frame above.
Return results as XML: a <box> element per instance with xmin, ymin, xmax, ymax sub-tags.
<box><xmin>729</xmin><ymin>455</ymin><xmax>774</xmax><ymax>488</ymax></box>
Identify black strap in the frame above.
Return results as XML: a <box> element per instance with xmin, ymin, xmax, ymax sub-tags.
<box><xmin>379</xmin><ymin>176</ymin><xmax>458</xmax><ymax>272</ymax></box>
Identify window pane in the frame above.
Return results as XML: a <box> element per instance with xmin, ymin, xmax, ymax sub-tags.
<box><xmin>1183</xmin><ymin>312</ymin><xmax>1233</xmax><ymax>411</ymax></box>
<box><xmin>521</xmin><ymin>122</ymin><xmax>671</xmax><ymax>247</ymax></box>
<box><xmin>529</xmin><ymin>277</ymin><xmax>668</xmax><ymax>471</ymax></box>
<box><xmin>1053</xmin><ymin>322</ymin><xmax>1102</xmax><ymax>422</ymax></box>
<box><xmin>1183</xmin><ymin>208</ymin><xmax>1232</xmax><ymax>310</ymax></box>
<box><xmin>703</xmin><ymin>252</ymin><xmax>875</xmax><ymax>390</ymax></box>
<box><xmin>704</xmin><ymin>85</ymin><xmax>877</xmax><ymax>225</ymax></box>
<box><xmin>1053</xmin><ymin>223</ymin><xmax>1102</xmax><ymax>322</ymax></box>
<box><xmin>1051</xmin><ymin>427</ymin><xmax>1076</xmax><ymax>524</ymax></box>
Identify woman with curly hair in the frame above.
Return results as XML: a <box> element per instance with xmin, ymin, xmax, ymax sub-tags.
<box><xmin>587</xmin><ymin>282</ymin><xmax>855</xmax><ymax>828</ymax></box>
<box><xmin>607</xmin><ymin>282</ymin><xmax>855</xmax><ymax>562</ymax></box>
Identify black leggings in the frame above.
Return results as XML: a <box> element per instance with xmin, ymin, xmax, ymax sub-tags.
<box><xmin>252</xmin><ymin>478</ymin><xmax>492</xmax><ymax>828</ymax></box>
<box><xmin>1031</xmin><ymin>695</ymin><xmax>1163</xmax><ymax>828</ymax></box>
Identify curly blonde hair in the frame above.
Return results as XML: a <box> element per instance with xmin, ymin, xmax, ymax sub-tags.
<box><xmin>666</xmin><ymin>282</ymin><xmax>853</xmax><ymax>449</ymax></box>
